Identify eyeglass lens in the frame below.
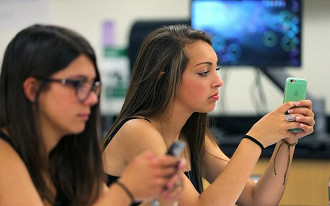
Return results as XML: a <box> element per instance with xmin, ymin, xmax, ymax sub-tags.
<box><xmin>76</xmin><ymin>80</ymin><xmax>101</xmax><ymax>102</ymax></box>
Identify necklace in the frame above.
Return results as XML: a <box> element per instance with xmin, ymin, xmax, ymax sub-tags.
<box><xmin>160</xmin><ymin>119</ymin><xmax>191</xmax><ymax>180</ymax></box>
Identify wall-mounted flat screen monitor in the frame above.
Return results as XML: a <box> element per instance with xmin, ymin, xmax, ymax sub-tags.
<box><xmin>191</xmin><ymin>0</ymin><xmax>302</xmax><ymax>67</ymax></box>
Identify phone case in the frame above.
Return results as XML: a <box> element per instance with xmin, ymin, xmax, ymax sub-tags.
<box><xmin>166</xmin><ymin>141</ymin><xmax>186</xmax><ymax>157</ymax></box>
<box><xmin>283</xmin><ymin>77</ymin><xmax>307</xmax><ymax>133</ymax></box>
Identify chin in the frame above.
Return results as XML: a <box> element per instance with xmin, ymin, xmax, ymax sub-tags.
<box><xmin>199</xmin><ymin>105</ymin><xmax>216</xmax><ymax>113</ymax></box>
<box><xmin>71</xmin><ymin>125</ymin><xmax>86</xmax><ymax>135</ymax></box>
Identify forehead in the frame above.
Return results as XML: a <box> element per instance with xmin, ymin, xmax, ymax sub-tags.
<box><xmin>184</xmin><ymin>40</ymin><xmax>218</xmax><ymax>67</ymax></box>
<box><xmin>52</xmin><ymin>55</ymin><xmax>96</xmax><ymax>78</ymax></box>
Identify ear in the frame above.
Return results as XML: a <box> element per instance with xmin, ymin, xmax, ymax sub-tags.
<box><xmin>157</xmin><ymin>71</ymin><xmax>165</xmax><ymax>81</ymax></box>
<box><xmin>23</xmin><ymin>77</ymin><xmax>40</xmax><ymax>102</ymax></box>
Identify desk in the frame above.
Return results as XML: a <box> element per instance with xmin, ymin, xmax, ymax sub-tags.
<box><xmin>253</xmin><ymin>158</ymin><xmax>330</xmax><ymax>206</ymax></box>
<box><xmin>203</xmin><ymin>158</ymin><xmax>330</xmax><ymax>205</ymax></box>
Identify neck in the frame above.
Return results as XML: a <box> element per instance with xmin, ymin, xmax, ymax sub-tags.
<box><xmin>158</xmin><ymin>101</ymin><xmax>193</xmax><ymax>146</ymax></box>
<box><xmin>40</xmin><ymin>122</ymin><xmax>63</xmax><ymax>154</ymax></box>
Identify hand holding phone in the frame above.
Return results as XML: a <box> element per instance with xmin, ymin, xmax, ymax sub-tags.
<box><xmin>283</xmin><ymin>77</ymin><xmax>307</xmax><ymax>133</ymax></box>
<box><xmin>166</xmin><ymin>140</ymin><xmax>186</xmax><ymax>157</ymax></box>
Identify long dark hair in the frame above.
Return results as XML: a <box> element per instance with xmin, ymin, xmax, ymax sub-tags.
<box><xmin>0</xmin><ymin>24</ymin><xmax>104</xmax><ymax>205</ymax></box>
<box><xmin>105</xmin><ymin>24</ymin><xmax>214</xmax><ymax>191</ymax></box>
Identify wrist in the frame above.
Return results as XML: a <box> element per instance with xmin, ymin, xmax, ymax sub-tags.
<box><xmin>281</xmin><ymin>138</ymin><xmax>298</xmax><ymax>146</ymax></box>
<box><xmin>242</xmin><ymin>134</ymin><xmax>264</xmax><ymax>152</ymax></box>
<box><xmin>281</xmin><ymin>139</ymin><xmax>298</xmax><ymax>146</ymax></box>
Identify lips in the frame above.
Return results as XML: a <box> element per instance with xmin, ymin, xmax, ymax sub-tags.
<box><xmin>209</xmin><ymin>92</ymin><xmax>219</xmax><ymax>101</ymax></box>
<box><xmin>78</xmin><ymin>113</ymin><xmax>90</xmax><ymax>121</ymax></box>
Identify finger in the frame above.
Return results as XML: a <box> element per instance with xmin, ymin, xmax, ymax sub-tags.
<box><xmin>294</xmin><ymin>116</ymin><xmax>315</xmax><ymax>126</ymax></box>
<box><xmin>298</xmin><ymin>123</ymin><xmax>314</xmax><ymax>134</ymax></box>
<box><xmin>159</xmin><ymin>167</ymin><xmax>177</xmax><ymax>179</ymax></box>
<box><xmin>295</xmin><ymin>99</ymin><xmax>312</xmax><ymax>109</ymax></box>
<box><xmin>288</xmin><ymin>107</ymin><xmax>314</xmax><ymax>118</ymax></box>
<box><xmin>176</xmin><ymin>159</ymin><xmax>186</xmax><ymax>172</ymax></box>
<box><xmin>162</xmin><ymin>185</ymin><xmax>183</xmax><ymax>200</ymax></box>
<box><xmin>281</xmin><ymin>100</ymin><xmax>312</xmax><ymax>114</ymax></box>
<box><xmin>278</xmin><ymin>101</ymin><xmax>297</xmax><ymax>113</ymax></box>
<box><xmin>164</xmin><ymin>174</ymin><xmax>181</xmax><ymax>189</ymax></box>
<box><xmin>285</xmin><ymin>122</ymin><xmax>314</xmax><ymax>137</ymax></box>
<box><xmin>158</xmin><ymin>156</ymin><xmax>179</xmax><ymax>168</ymax></box>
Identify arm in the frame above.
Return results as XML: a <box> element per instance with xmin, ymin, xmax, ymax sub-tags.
<box><xmin>184</xmin><ymin>135</ymin><xmax>262</xmax><ymax>206</ymax></box>
<box><xmin>184</xmin><ymin>100</ymin><xmax>314</xmax><ymax>206</ymax></box>
<box><xmin>236</xmin><ymin>100</ymin><xmax>315</xmax><ymax>205</ymax></box>
<box><xmin>108</xmin><ymin>120</ymin><xmax>265</xmax><ymax>206</ymax></box>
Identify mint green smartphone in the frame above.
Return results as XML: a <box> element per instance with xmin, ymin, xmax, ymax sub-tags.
<box><xmin>283</xmin><ymin>77</ymin><xmax>307</xmax><ymax>133</ymax></box>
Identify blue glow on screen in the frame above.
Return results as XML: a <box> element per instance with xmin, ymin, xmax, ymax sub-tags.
<box><xmin>191</xmin><ymin>0</ymin><xmax>302</xmax><ymax>67</ymax></box>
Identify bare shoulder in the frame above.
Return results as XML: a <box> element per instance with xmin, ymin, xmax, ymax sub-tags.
<box><xmin>107</xmin><ymin>118</ymin><xmax>167</xmax><ymax>160</ymax></box>
<box><xmin>0</xmin><ymin>139</ymin><xmax>43</xmax><ymax>205</ymax></box>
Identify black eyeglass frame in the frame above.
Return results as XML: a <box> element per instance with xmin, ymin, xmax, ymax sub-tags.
<box><xmin>39</xmin><ymin>78</ymin><xmax>101</xmax><ymax>102</ymax></box>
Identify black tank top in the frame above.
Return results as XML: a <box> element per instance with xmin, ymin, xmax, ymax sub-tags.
<box><xmin>0</xmin><ymin>130</ymin><xmax>69</xmax><ymax>205</ymax></box>
<box><xmin>103</xmin><ymin>117</ymin><xmax>201</xmax><ymax>203</ymax></box>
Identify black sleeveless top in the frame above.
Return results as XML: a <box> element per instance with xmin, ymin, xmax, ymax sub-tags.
<box><xmin>103</xmin><ymin>117</ymin><xmax>202</xmax><ymax>205</ymax></box>
<box><xmin>0</xmin><ymin>130</ymin><xmax>69</xmax><ymax>205</ymax></box>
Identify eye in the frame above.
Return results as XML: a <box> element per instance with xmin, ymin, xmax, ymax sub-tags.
<box><xmin>198</xmin><ymin>71</ymin><xmax>209</xmax><ymax>77</ymax></box>
<box><xmin>71</xmin><ymin>79</ymin><xmax>86</xmax><ymax>89</ymax></box>
<box><xmin>216</xmin><ymin>66</ymin><xmax>221</xmax><ymax>71</ymax></box>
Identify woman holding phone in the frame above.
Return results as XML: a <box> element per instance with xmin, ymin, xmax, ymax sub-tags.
<box><xmin>103</xmin><ymin>24</ymin><xmax>315</xmax><ymax>205</ymax></box>
<box><xmin>0</xmin><ymin>24</ymin><xmax>184</xmax><ymax>206</ymax></box>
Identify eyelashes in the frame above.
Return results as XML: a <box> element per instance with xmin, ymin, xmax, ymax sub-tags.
<box><xmin>198</xmin><ymin>66</ymin><xmax>221</xmax><ymax>77</ymax></box>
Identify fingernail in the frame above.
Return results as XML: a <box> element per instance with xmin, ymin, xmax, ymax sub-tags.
<box><xmin>288</xmin><ymin>109</ymin><xmax>294</xmax><ymax>113</ymax></box>
<box><xmin>296</xmin><ymin>116</ymin><xmax>301</xmax><ymax>121</ymax></box>
<box><xmin>295</xmin><ymin>101</ymin><xmax>301</xmax><ymax>106</ymax></box>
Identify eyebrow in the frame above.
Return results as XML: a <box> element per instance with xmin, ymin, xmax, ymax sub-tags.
<box><xmin>194</xmin><ymin>62</ymin><xmax>213</xmax><ymax>67</ymax></box>
<box><xmin>71</xmin><ymin>74</ymin><xmax>97</xmax><ymax>80</ymax></box>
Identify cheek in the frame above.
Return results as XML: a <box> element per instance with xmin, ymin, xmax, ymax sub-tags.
<box><xmin>39</xmin><ymin>91</ymin><xmax>75</xmax><ymax>123</ymax></box>
<box><xmin>181</xmin><ymin>79</ymin><xmax>207</xmax><ymax>99</ymax></box>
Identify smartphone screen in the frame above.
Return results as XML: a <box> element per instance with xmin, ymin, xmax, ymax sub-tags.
<box><xmin>283</xmin><ymin>77</ymin><xmax>307</xmax><ymax>132</ymax></box>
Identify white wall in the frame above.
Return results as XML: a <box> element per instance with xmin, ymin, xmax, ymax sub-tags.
<box><xmin>0</xmin><ymin>0</ymin><xmax>329</xmax><ymax>115</ymax></box>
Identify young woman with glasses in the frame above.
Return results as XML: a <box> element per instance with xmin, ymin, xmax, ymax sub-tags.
<box><xmin>0</xmin><ymin>24</ymin><xmax>184</xmax><ymax>206</ymax></box>
<box><xmin>103</xmin><ymin>24</ymin><xmax>315</xmax><ymax>205</ymax></box>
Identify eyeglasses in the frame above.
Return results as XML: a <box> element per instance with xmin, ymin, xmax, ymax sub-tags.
<box><xmin>39</xmin><ymin>78</ymin><xmax>101</xmax><ymax>102</ymax></box>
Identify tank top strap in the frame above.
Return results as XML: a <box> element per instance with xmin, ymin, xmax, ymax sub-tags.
<box><xmin>0</xmin><ymin>130</ymin><xmax>16</xmax><ymax>151</ymax></box>
<box><xmin>103</xmin><ymin>117</ymin><xmax>151</xmax><ymax>150</ymax></box>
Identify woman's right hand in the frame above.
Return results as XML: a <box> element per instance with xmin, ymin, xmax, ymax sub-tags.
<box><xmin>246</xmin><ymin>100</ymin><xmax>314</xmax><ymax>148</ymax></box>
<box><xmin>118</xmin><ymin>151</ymin><xmax>185</xmax><ymax>202</ymax></box>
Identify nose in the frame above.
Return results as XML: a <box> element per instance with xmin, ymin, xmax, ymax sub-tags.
<box><xmin>83</xmin><ymin>91</ymin><xmax>99</xmax><ymax>106</ymax></box>
<box><xmin>212</xmin><ymin>72</ymin><xmax>224</xmax><ymax>88</ymax></box>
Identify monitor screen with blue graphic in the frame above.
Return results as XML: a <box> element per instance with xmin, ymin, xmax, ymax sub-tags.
<box><xmin>191</xmin><ymin>0</ymin><xmax>302</xmax><ymax>67</ymax></box>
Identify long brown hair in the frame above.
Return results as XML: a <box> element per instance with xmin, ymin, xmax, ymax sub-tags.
<box><xmin>0</xmin><ymin>24</ymin><xmax>104</xmax><ymax>205</ymax></box>
<box><xmin>105</xmin><ymin>24</ymin><xmax>215</xmax><ymax>191</ymax></box>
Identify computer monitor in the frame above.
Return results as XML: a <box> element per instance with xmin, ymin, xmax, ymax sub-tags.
<box><xmin>191</xmin><ymin>0</ymin><xmax>302</xmax><ymax>67</ymax></box>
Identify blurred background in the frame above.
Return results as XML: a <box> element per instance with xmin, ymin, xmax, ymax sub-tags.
<box><xmin>1</xmin><ymin>1</ymin><xmax>330</xmax><ymax>204</ymax></box>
